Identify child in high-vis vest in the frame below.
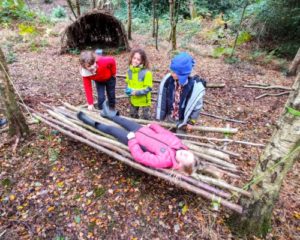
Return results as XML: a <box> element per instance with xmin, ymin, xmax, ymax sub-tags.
<box><xmin>79</xmin><ymin>50</ymin><xmax>117</xmax><ymax>111</ymax></box>
<box><xmin>125</xmin><ymin>49</ymin><xmax>153</xmax><ymax>119</ymax></box>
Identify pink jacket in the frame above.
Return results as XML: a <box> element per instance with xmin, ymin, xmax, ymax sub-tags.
<box><xmin>127</xmin><ymin>123</ymin><xmax>188</xmax><ymax>169</ymax></box>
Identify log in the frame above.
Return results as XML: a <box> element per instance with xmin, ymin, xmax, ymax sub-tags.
<box><xmin>243</xmin><ymin>84</ymin><xmax>292</xmax><ymax>91</ymax></box>
<box><xmin>255</xmin><ymin>91</ymin><xmax>290</xmax><ymax>100</ymax></box>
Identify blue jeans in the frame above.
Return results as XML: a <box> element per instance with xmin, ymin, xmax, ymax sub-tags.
<box><xmin>95</xmin><ymin>76</ymin><xmax>116</xmax><ymax>110</ymax></box>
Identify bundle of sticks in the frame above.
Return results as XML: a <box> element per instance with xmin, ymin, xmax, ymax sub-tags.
<box><xmin>32</xmin><ymin>102</ymin><xmax>250</xmax><ymax>214</ymax></box>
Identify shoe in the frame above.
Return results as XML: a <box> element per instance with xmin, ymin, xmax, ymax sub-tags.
<box><xmin>101</xmin><ymin>101</ymin><xmax>119</xmax><ymax>119</ymax></box>
<box><xmin>0</xmin><ymin>118</ymin><xmax>7</xmax><ymax>128</ymax></box>
<box><xmin>77</xmin><ymin>112</ymin><xmax>97</xmax><ymax>127</ymax></box>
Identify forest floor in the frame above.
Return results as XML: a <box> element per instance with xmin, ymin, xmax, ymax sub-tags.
<box><xmin>0</xmin><ymin>3</ymin><xmax>299</xmax><ymax>240</ymax></box>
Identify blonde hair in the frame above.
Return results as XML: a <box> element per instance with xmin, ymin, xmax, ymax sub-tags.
<box><xmin>180</xmin><ymin>151</ymin><xmax>195</xmax><ymax>175</ymax></box>
<box><xmin>79</xmin><ymin>51</ymin><xmax>96</xmax><ymax>67</ymax></box>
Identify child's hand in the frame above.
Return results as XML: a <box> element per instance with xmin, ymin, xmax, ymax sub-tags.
<box><xmin>131</xmin><ymin>90</ymin><xmax>136</xmax><ymax>96</ymax></box>
<box><xmin>87</xmin><ymin>104</ymin><xmax>94</xmax><ymax>111</ymax></box>
<box><xmin>125</xmin><ymin>87</ymin><xmax>132</xmax><ymax>96</ymax></box>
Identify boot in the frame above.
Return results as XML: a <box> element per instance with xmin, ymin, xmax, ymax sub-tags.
<box><xmin>0</xmin><ymin>118</ymin><xmax>7</xmax><ymax>128</ymax></box>
<box><xmin>101</xmin><ymin>101</ymin><xmax>119</xmax><ymax>119</ymax></box>
<box><xmin>77</xmin><ymin>112</ymin><xmax>97</xmax><ymax>128</ymax></box>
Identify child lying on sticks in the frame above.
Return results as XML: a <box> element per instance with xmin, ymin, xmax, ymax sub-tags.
<box><xmin>77</xmin><ymin>101</ymin><xmax>196</xmax><ymax>175</ymax></box>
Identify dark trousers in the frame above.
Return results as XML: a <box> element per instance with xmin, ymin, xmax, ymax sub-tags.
<box><xmin>96</xmin><ymin>116</ymin><xmax>142</xmax><ymax>145</ymax></box>
<box><xmin>95</xmin><ymin>77</ymin><xmax>116</xmax><ymax>110</ymax></box>
<box><xmin>130</xmin><ymin>105</ymin><xmax>151</xmax><ymax>120</ymax></box>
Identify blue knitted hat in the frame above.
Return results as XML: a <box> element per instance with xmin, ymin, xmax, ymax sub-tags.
<box><xmin>170</xmin><ymin>52</ymin><xmax>195</xmax><ymax>85</ymax></box>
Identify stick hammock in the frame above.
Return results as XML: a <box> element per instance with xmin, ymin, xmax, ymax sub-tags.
<box><xmin>32</xmin><ymin>102</ymin><xmax>251</xmax><ymax>214</ymax></box>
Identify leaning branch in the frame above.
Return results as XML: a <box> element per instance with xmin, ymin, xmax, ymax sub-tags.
<box><xmin>255</xmin><ymin>91</ymin><xmax>290</xmax><ymax>100</ymax></box>
<box><xmin>243</xmin><ymin>84</ymin><xmax>293</xmax><ymax>91</ymax></box>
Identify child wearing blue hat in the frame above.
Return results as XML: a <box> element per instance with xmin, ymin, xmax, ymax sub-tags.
<box><xmin>156</xmin><ymin>52</ymin><xmax>206</xmax><ymax>129</ymax></box>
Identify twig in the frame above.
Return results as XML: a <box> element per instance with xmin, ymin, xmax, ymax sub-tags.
<box><xmin>0</xmin><ymin>230</ymin><xmax>7</xmax><ymax>238</ymax></box>
<box><xmin>243</xmin><ymin>84</ymin><xmax>292</xmax><ymax>91</ymax></box>
<box><xmin>200</xmin><ymin>112</ymin><xmax>246</xmax><ymax>124</ymax></box>
<box><xmin>255</xmin><ymin>91</ymin><xmax>290</xmax><ymax>100</ymax></box>
<box><xmin>12</xmin><ymin>137</ymin><xmax>20</xmax><ymax>154</ymax></box>
<box><xmin>203</xmin><ymin>100</ymin><xmax>223</xmax><ymax>108</ymax></box>
<box><xmin>206</xmin><ymin>83</ymin><xmax>225</xmax><ymax>88</ymax></box>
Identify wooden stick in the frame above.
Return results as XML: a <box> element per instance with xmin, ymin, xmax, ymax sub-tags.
<box><xmin>192</xmin><ymin>173</ymin><xmax>251</xmax><ymax>197</ymax></box>
<box><xmin>184</xmin><ymin>140</ymin><xmax>240</xmax><ymax>158</ymax></box>
<box><xmin>161</xmin><ymin>169</ymin><xmax>231</xmax><ymax>199</ymax></box>
<box><xmin>176</xmin><ymin>133</ymin><xmax>265</xmax><ymax>147</ymax></box>
<box><xmin>200</xmin><ymin>112</ymin><xmax>246</xmax><ymax>124</ymax></box>
<box><xmin>34</xmin><ymin>113</ymin><xmax>244</xmax><ymax>213</ymax></box>
<box><xmin>243</xmin><ymin>84</ymin><xmax>292</xmax><ymax>91</ymax></box>
<box><xmin>121</xmin><ymin>116</ymin><xmax>238</xmax><ymax>134</ymax></box>
<box><xmin>193</xmin><ymin>151</ymin><xmax>237</xmax><ymax>170</ymax></box>
<box><xmin>255</xmin><ymin>91</ymin><xmax>290</xmax><ymax>100</ymax></box>
<box><xmin>184</xmin><ymin>142</ymin><xmax>230</xmax><ymax>161</ymax></box>
<box><xmin>206</xmin><ymin>83</ymin><xmax>225</xmax><ymax>88</ymax></box>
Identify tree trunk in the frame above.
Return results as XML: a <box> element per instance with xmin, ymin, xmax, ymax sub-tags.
<box><xmin>169</xmin><ymin>0</ymin><xmax>177</xmax><ymax>50</ymax></box>
<box><xmin>152</xmin><ymin>0</ymin><xmax>156</xmax><ymax>38</ymax></box>
<box><xmin>66</xmin><ymin>0</ymin><xmax>77</xmax><ymax>19</ymax></box>
<box><xmin>230</xmin><ymin>0</ymin><xmax>249</xmax><ymax>57</ymax></box>
<box><xmin>189</xmin><ymin>0</ymin><xmax>197</xmax><ymax>19</ymax></box>
<box><xmin>228</xmin><ymin>72</ymin><xmax>300</xmax><ymax>237</ymax></box>
<box><xmin>155</xmin><ymin>17</ymin><xmax>159</xmax><ymax>50</ymax></box>
<box><xmin>0</xmin><ymin>48</ymin><xmax>29</xmax><ymax>137</ymax></box>
<box><xmin>92</xmin><ymin>0</ymin><xmax>96</xmax><ymax>9</ymax></box>
<box><xmin>288</xmin><ymin>48</ymin><xmax>300</xmax><ymax>76</ymax></box>
<box><xmin>127</xmin><ymin>0</ymin><xmax>132</xmax><ymax>40</ymax></box>
<box><xmin>75</xmin><ymin>0</ymin><xmax>81</xmax><ymax>17</ymax></box>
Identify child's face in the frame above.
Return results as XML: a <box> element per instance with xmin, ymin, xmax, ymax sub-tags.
<box><xmin>84</xmin><ymin>62</ymin><xmax>97</xmax><ymax>73</ymax></box>
<box><xmin>131</xmin><ymin>53</ymin><xmax>142</xmax><ymax>67</ymax></box>
<box><xmin>171</xmin><ymin>72</ymin><xmax>178</xmax><ymax>80</ymax></box>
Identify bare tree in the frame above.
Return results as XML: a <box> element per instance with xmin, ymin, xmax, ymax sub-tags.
<box><xmin>66</xmin><ymin>0</ymin><xmax>78</xmax><ymax>19</ymax></box>
<box><xmin>152</xmin><ymin>0</ymin><xmax>157</xmax><ymax>38</ymax></box>
<box><xmin>92</xmin><ymin>0</ymin><xmax>96</xmax><ymax>9</ymax></box>
<box><xmin>0</xmin><ymin>48</ymin><xmax>29</xmax><ymax>137</ymax></box>
<box><xmin>229</xmin><ymin>72</ymin><xmax>300</xmax><ymax>237</ymax></box>
<box><xmin>75</xmin><ymin>0</ymin><xmax>81</xmax><ymax>17</ymax></box>
<box><xmin>230</xmin><ymin>0</ymin><xmax>249</xmax><ymax>57</ymax></box>
<box><xmin>169</xmin><ymin>0</ymin><xmax>176</xmax><ymax>50</ymax></box>
<box><xmin>288</xmin><ymin>47</ymin><xmax>300</xmax><ymax>76</ymax></box>
<box><xmin>189</xmin><ymin>0</ymin><xmax>197</xmax><ymax>19</ymax></box>
<box><xmin>127</xmin><ymin>0</ymin><xmax>132</xmax><ymax>40</ymax></box>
